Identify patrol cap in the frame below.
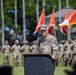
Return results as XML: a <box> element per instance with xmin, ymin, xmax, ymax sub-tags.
<box><xmin>15</xmin><ymin>40</ymin><xmax>19</xmax><ymax>43</ymax></box>
<box><xmin>5</xmin><ymin>40</ymin><xmax>9</xmax><ymax>43</ymax></box>
<box><xmin>33</xmin><ymin>40</ymin><xmax>37</xmax><ymax>44</ymax></box>
<box><xmin>39</xmin><ymin>24</ymin><xmax>47</xmax><ymax>31</ymax></box>
<box><xmin>24</xmin><ymin>40</ymin><xmax>28</xmax><ymax>44</ymax></box>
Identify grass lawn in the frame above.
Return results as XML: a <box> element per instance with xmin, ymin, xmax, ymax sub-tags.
<box><xmin>12</xmin><ymin>65</ymin><xmax>72</xmax><ymax>75</ymax></box>
<box><xmin>0</xmin><ymin>52</ymin><xmax>73</xmax><ymax>75</ymax></box>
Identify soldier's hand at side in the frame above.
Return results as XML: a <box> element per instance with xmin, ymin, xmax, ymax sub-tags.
<box><xmin>51</xmin><ymin>55</ymin><xmax>55</xmax><ymax>60</ymax></box>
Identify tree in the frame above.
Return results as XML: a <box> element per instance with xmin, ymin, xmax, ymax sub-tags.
<box><xmin>0</xmin><ymin>0</ymin><xmax>76</xmax><ymax>42</ymax></box>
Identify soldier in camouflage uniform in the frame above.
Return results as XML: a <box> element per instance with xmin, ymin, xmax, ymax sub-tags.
<box><xmin>1</xmin><ymin>41</ymin><xmax>11</xmax><ymax>65</ymax></box>
<box><xmin>71</xmin><ymin>39</ymin><xmax>76</xmax><ymax>66</ymax></box>
<box><xmin>62</xmin><ymin>45</ymin><xmax>71</xmax><ymax>66</ymax></box>
<box><xmin>11</xmin><ymin>40</ymin><xmax>21</xmax><ymax>66</ymax></box>
<box><xmin>51</xmin><ymin>42</ymin><xmax>59</xmax><ymax>67</ymax></box>
<box><xmin>64</xmin><ymin>40</ymin><xmax>73</xmax><ymax>66</ymax></box>
<box><xmin>20</xmin><ymin>40</ymin><xmax>30</xmax><ymax>65</ymax></box>
<box><xmin>38</xmin><ymin>25</ymin><xmax>58</xmax><ymax>60</ymax></box>
<box><xmin>58</xmin><ymin>41</ymin><xmax>66</xmax><ymax>65</ymax></box>
<box><xmin>30</xmin><ymin>40</ymin><xmax>38</xmax><ymax>54</ymax></box>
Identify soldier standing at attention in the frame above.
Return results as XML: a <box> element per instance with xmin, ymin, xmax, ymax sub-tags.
<box><xmin>58</xmin><ymin>41</ymin><xmax>65</xmax><ymax>64</ymax></box>
<box><xmin>71</xmin><ymin>39</ymin><xmax>76</xmax><ymax>65</ymax></box>
<box><xmin>20</xmin><ymin>41</ymin><xmax>30</xmax><ymax>65</ymax></box>
<box><xmin>30</xmin><ymin>40</ymin><xmax>38</xmax><ymax>54</ymax></box>
<box><xmin>63</xmin><ymin>40</ymin><xmax>73</xmax><ymax>66</ymax></box>
<box><xmin>39</xmin><ymin>25</ymin><xmax>58</xmax><ymax>60</ymax></box>
<box><xmin>11</xmin><ymin>40</ymin><xmax>21</xmax><ymax>66</ymax></box>
<box><xmin>1</xmin><ymin>40</ymin><xmax>11</xmax><ymax>65</ymax></box>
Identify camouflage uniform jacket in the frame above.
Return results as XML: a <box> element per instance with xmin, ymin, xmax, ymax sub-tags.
<box><xmin>58</xmin><ymin>44</ymin><xmax>64</xmax><ymax>57</ymax></box>
<box><xmin>59</xmin><ymin>44</ymin><xmax>64</xmax><ymax>52</ymax></box>
<box><xmin>62</xmin><ymin>50</ymin><xmax>71</xmax><ymax>61</ymax></box>
<box><xmin>72</xmin><ymin>42</ymin><xmax>76</xmax><ymax>54</ymax></box>
<box><xmin>11</xmin><ymin>44</ymin><xmax>21</xmax><ymax>56</ymax></box>
<box><xmin>20</xmin><ymin>45</ymin><xmax>30</xmax><ymax>54</ymax></box>
<box><xmin>30</xmin><ymin>45</ymin><xmax>38</xmax><ymax>54</ymax></box>
<box><xmin>39</xmin><ymin>34</ymin><xmax>58</xmax><ymax>58</ymax></box>
<box><xmin>2</xmin><ymin>45</ymin><xmax>11</xmax><ymax>55</ymax></box>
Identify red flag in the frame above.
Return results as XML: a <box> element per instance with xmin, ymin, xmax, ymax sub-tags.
<box><xmin>47</xmin><ymin>10</ymin><xmax>55</xmax><ymax>34</ymax></box>
<box><xmin>34</xmin><ymin>9</ymin><xmax>45</xmax><ymax>33</ymax></box>
<box><xmin>59</xmin><ymin>10</ymin><xmax>76</xmax><ymax>26</ymax></box>
<box><xmin>69</xmin><ymin>10</ymin><xmax>76</xmax><ymax>25</ymax></box>
<box><xmin>60</xmin><ymin>11</ymin><xmax>69</xmax><ymax>35</ymax></box>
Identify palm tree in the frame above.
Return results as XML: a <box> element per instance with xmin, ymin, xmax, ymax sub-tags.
<box><xmin>15</xmin><ymin>0</ymin><xmax>17</xmax><ymax>39</ymax></box>
<box><xmin>22</xmin><ymin>0</ymin><xmax>26</xmax><ymax>42</ymax></box>
<box><xmin>1</xmin><ymin>0</ymin><xmax>5</xmax><ymax>46</ymax></box>
<box><xmin>36</xmin><ymin>0</ymin><xmax>39</xmax><ymax>22</ymax></box>
<box><xmin>15</xmin><ymin>0</ymin><xmax>17</xmax><ymax>30</ymax></box>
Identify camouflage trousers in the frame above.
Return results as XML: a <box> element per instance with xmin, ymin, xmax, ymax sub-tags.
<box><xmin>71</xmin><ymin>54</ymin><xmax>76</xmax><ymax>66</ymax></box>
<box><xmin>13</xmin><ymin>55</ymin><xmax>19</xmax><ymax>66</ymax></box>
<box><xmin>63</xmin><ymin>57</ymin><xmax>71</xmax><ymax>66</ymax></box>
<box><xmin>54</xmin><ymin>58</ymin><xmax>58</xmax><ymax>67</ymax></box>
<box><xmin>21</xmin><ymin>56</ymin><xmax>24</xmax><ymax>66</ymax></box>
<box><xmin>3</xmin><ymin>54</ymin><xmax>10</xmax><ymax>65</ymax></box>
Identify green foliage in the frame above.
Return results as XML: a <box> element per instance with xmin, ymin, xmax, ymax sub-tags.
<box><xmin>0</xmin><ymin>31</ymin><xmax>2</xmax><ymax>44</ymax></box>
<box><xmin>0</xmin><ymin>0</ymin><xmax>76</xmax><ymax>41</ymax></box>
<box><xmin>69</xmin><ymin>0</ymin><xmax>76</xmax><ymax>9</ymax></box>
<box><xmin>17</xmin><ymin>26</ymin><xmax>22</xmax><ymax>33</ymax></box>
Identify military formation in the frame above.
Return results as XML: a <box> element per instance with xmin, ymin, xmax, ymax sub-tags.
<box><xmin>0</xmin><ymin>25</ymin><xmax>76</xmax><ymax>67</ymax></box>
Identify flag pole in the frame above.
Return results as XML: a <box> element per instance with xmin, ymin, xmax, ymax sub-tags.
<box><xmin>36</xmin><ymin>0</ymin><xmax>39</xmax><ymax>22</ymax></box>
<box><xmin>22</xmin><ymin>0</ymin><xmax>26</xmax><ymax>42</ymax></box>
<box><xmin>58</xmin><ymin>0</ymin><xmax>61</xmax><ymax>41</ymax></box>
<box><xmin>66</xmin><ymin>0</ymin><xmax>71</xmax><ymax>40</ymax></box>
<box><xmin>53</xmin><ymin>9</ymin><xmax>56</xmax><ymax>37</ymax></box>
<box><xmin>15</xmin><ymin>0</ymin><xmax>17</xmax><ymax>39</ymax></box>
<box><xmin>54</xmin><ymin>28</ymin><xmax>56</xmax><ymax>37</ymax></box>
<box><xmin>1</xmin><ymin>0</ymin><xmax>5</xmax><ymax>47</ymax></box>
<box><xmin>66</xmin><ymin>0</ymin><xmax>69</xmax><ymax>6</ymax></box>
<box><xmin>42</xmin><ymin>0</ymin><xmax>45</xmax><ymax>24</ymax></box>
<box><xmin>59</xmin><ymin>0</ymin><xmax>61</xmax><ymax>23</ymax></box>
<box><xmin>67</xmin><ymin>26</ymin><xmax>71</xmax><ymax>40</ymax></box>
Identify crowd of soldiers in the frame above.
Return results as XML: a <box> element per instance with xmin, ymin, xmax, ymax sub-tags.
<box><xmin>0</xmin><ymin>25</ymin><xmax>76</xmax><ymax>67</ymax></box>
<box><xmin>59</xmin><ymin>39</ymin><xmax>76</xmax><ymax>66</ymax></box>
